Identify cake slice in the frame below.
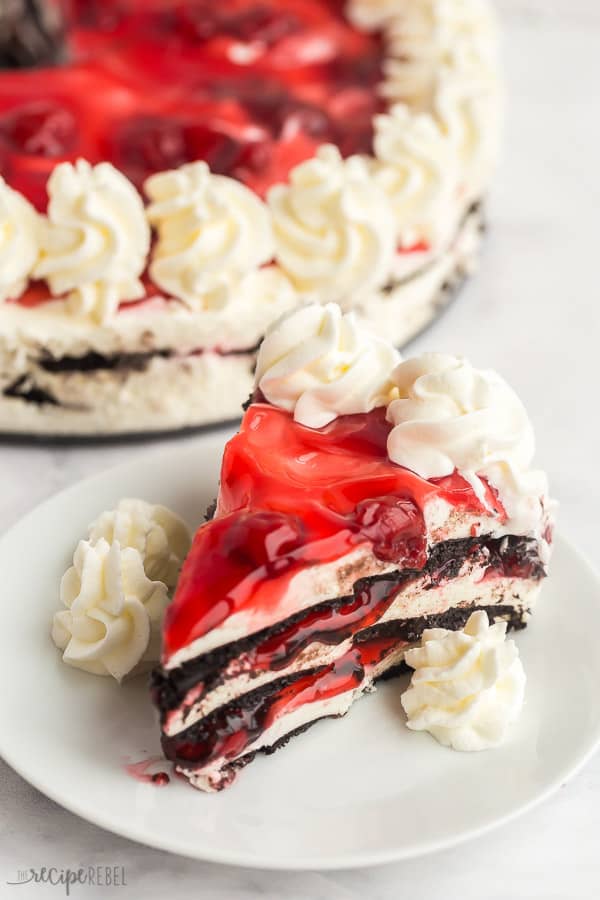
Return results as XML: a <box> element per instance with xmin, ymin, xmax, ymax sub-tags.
<box><xmin>152</xmin><ymin>304</ymin><xmax>553</xmax><ymax>791</ymax></box>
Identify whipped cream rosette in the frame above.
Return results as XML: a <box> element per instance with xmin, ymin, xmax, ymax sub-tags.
<box><xmin>52</xmin><ymin>499</ymin><xmax>191</xmax><ymax>681</ymax></box>
<box><xmin>33</xmin><ymin>160</ymin><xmax>150</xmax><ymax>323</ymax></box>
<box><xmin>255</xmin><ymin>303</ymin><xmax>399</xmax><ymax>428</ymax></box>
<box><xmin>386</xmin><ymin>353</ymin><xmax>546</xmax><ymax>517</ymax></box>
<box><xmin>88</xmin><ymin>499</ymin><xmax>191</xmax><ymax>591</ymax></box>
<box><xmin>401</xmin><ymin>610</ymin><xmax>526</xmax><ymax>750</ymax></box>
<box><xmin>0</xmin><ymin>177</ymin><xmax>40</xmax><ymax>302</ymax></box>
<box><xmin>52</xmin><ymin>538</ymin><xmax>169</xmax><ymax>682</ymax></box>
<box><xmin>373</xmin><ymin>104</ymin><xmax>460</xmax><ymax>251</ymax></box>
<box><xmin>268</xmin><ymin>145</ymin><xmax>396</xmax><ymax>308</ymax></box>
<box><xmin>146</xmin><ymin>161</ymin><xmax>274</xmax><ymax>310</ymax></box>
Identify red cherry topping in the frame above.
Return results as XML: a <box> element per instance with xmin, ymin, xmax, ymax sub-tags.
<box><xmin>352</xmin><ymin>495</ymin><xmax>425</xmax><ymax>565</ymax></box>
<box><xmin>163</xmin><ymin>404</ymin><xmax>502</xmax><ymax>658</ymax></box>
<box><xmin>110</xmin><ymin>116</ymin><xmax>189</xmax><ymax>185</ymax></box>
<box><xmin>221</xmin><ymin>511</ymin><xmax>306</xmax><ymax>577</ymax></box>
<box><xmin>0</xmin><ymin>102</ymin><xmax>77</xmax><ymax>157</ymax></box>
<box><xmin>0</xmin><ymin>1</ymin><xmax>385</xmax><ymax>209</ymax></box>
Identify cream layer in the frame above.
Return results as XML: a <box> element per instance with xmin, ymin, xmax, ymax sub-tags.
<box><xmin>164</xmin><ymin>568</ymin><xmax>541</xmax><ymax>738</ymax></box>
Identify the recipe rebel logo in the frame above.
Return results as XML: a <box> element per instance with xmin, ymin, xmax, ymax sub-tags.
<box><xmin>6</xmin><ymin>866</ymin><xmax>127</xmax><ymax>895</ymax></box>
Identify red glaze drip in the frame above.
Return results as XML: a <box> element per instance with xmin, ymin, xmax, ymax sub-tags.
<box><xmin>165</xmin><ymin>633</ymin><xmax>402</xmax><ymax>768</ymax></box>
<box><xmin>0</xmin><ymin>0</ymin><xmax>384</xmax><ymax>208</ymax></box>
<box><xmin>124</xmin><ymin>758</ymin><xmax>170</xmax><ymax>786</ymax></box>
<box><xmin>164</xmin><ymin>404</ymin><xmax>504</xmax><ymax>659</ymax></box>
<box><xmin>253</xmin><ymin>574</ymin><xmax>400</xmax><ymax>671</ymax></box>
<box><xmin>171</xmin><ymin>573</ymin><xmax>403</xmax><ymax>725</ymax></box>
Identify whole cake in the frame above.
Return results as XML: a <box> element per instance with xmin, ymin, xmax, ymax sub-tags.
<box><xmin>0</xmin><ymin>0</ymin><xmax>500</xmax><ymax>436</ymax></box>
<box><xmin>152</xmin><ymin>303</ymin><xmax>553</xmax><ymax>792</ymax></box>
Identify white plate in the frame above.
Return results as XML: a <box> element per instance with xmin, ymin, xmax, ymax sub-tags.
<box><xmin>1</xmin><ymin>437</ymin><xmax>599</xmax><ymax>871</ymax></box>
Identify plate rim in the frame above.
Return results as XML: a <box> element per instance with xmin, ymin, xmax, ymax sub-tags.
<box><xmin>1</xmin><ymin>447</ymin><xmax>599</xmax><ymax>871</ymax></box>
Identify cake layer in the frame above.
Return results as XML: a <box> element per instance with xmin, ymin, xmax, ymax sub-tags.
<box><xmin>0</xmin><ymin>350</ymin><xmax>255</xmax><ymax>435</ymax></box>
<box><xmin>154</xmin><ymin>534</ymin><xmax>545</xmax><ymax>736</ymax></box>
<box><xmin>165</xmin><ymin>599</ymin><xmax>529</xmax><ymax>792</ymax></box>
<box><xmin>167</xmin><ymin>632</ymin><xmax>408</xmax><ymax>791</ymax></box>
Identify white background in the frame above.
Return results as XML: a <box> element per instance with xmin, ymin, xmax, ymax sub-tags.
<box><xmin>1</xmin><ymin>0</ymin><xmax>600</xmax><ymax>896</ymax></box>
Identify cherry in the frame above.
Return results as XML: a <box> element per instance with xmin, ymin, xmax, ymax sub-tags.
<box><xmin>221</xmin><ymin>511</ymin><xmax>306</xmax><ymax>577</ymax></box>
<box><xmin>175</xmin><ymin>4</ymin><xmax>220</xmax><ymax>42</ymax></box>
<box><xmin>111</xmin><ymin>115</ymin><xmax>248</xmax><ymax>185</ymax></box>
<box><xmin>233</xmin><ymin>140</ymin><xmax>273</xmax><ymax>176</ymax></box>
<box><xmin>352</xmin><ymin>495</ymin><xmax>425</xmax><ymax>565</ymax></box>
<box><xmin>184</xmin><ymin>125</ymin><xmax>243</xmax><ymax>176</ymax></box>
<box><xmin>279</xmin><ymin>102</ymin><xmax>332</xmax><ymax>140</ymax></box>
<box><xmin>112</xmin><ymin>115</ymin><xmax>189</xmax><ymax>186</ymax></box>
<box><xmin>161</xmin><ymin>3</ymin><xmax>299</xmax><ymax>47</ymax></box>
<box><xmin>70</xmin><ymin>0</ymin><xmax>127</xmax><ymax>30</ymax></box>
<box><xmin>243</xmin><ymin>92</ymin><xmax>334</xmax><ymax>140</ymax></box>
<box><xmin>327</xmin><ymin>52</ymin><xmax>383</xmax><ymax>89</ymax></box>
<box><xmin>223</xmin><ymin>6</ymin><xmax>300</xmax><ymax>46</ymax></box>
<box><xmin>0</xmin><ymin>102</ymin><xmax>77</xmax><ymax>157</ymax></box>
<box><xmin>335</xmin><ymin>122</ymin><xmax>374</xmax><ymax>157</ymax></box>
<box><xmin>238</xmin><ymin>85</ymin><xmax>289</xmax><ymax>128</ymax></box>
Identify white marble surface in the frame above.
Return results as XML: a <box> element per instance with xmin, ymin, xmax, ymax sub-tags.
<box><xmin>2</xmin><ymin>1</ymin><xmax>600</xmax><ymax>896</ymax></box>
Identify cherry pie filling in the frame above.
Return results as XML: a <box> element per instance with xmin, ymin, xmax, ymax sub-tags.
<box><xmin>155</xmin><ymin>533</ymin><xmax>544</xmax><ymax>731</ymax></box>
<box><xmin>163</xmin><ymin>404</ymin><xmax>517</xmax><ymax>660</ymax></box>
<box><xmin>162</xmin><ymin>635</ymin><xmax>403</xmax><ymax>770</ymax></box>
<box><xmin>0</xmin><ymin>0</ymin><xmax>383</xmax><ymax>206</ymax></box>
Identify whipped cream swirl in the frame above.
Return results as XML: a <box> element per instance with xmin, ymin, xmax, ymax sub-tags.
<box><xmin>386</xmin><ymin>353</ymin><xmax>536</xmax><ymax>499</ymax></box>
<box><xmin>256</xmin><ymin>302</ymin><xmax>400</xmax><ymax>429</ymax></box>
<box><xmin>346</xmin><ymin>0</ymin><xmax>398</xmax><ymax>30</ymax></box>
<box><xmin>34</xmin><ymin>160</ymin><xmax>150</xmax><ymax>323</ymax></box>
<box><xmin>88</xmin><ymin>499</ymin><xmax>191</xmax><ymax>591</ymax></box>
<box><xmin>52</xmin><ymin>538</ymin><xmax>169</xmax><ymax>682</ymax></box>
<box><xmin>268</xmin><ymin>145</ymin><xmax>396</xmax><ymax>308</ymax></box>
<box><xmin>0</xmin><ymin>178</ymin><xmax>40</xmax><ymax>302</ymax></box>
<box><xmin>381</xmin><ymin>0</ymin><xmax>498</xmax><ymax>108</ymax></box>
<box><xmin>373</xmin><ymin>104</ymin><xmax>459</xmax><ymax>250</ymax></box>
<box><xmin>146</xmin><ymin>161</ymin><xmax>274</xmax><ymax>309</ymax></box>
<box><xmin>434</xmin><ymin>62</ymin><xmax>501</xmax><ymax>201</ymax></box>
<box><xmin>401</xmin><ymin>610</ymin><xmax>526</xmax><ymax>751</ymax></box>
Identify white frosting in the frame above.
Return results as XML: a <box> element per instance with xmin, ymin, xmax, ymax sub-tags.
<box><xmin>346</xmin><ymin>0</ymin><xmax>398</xmax><ymax>30</ymax></box>
<box><xmin>433</xmin><ymin>62</ymin><xmax>501</xmax><ymax>201</ymax></box>
<box><xmin>381</xmin><ymin>0</ymin><xmax>498</xmax><ymax>107</ymax></box>
<box><xmin>373</xmin><ymin>104</ymin><xmax>459</xmax><ymax>249</ymax></box>
<box><xmin>268</xmin><ymin>145</ymin><xmax>396</xmax><ymax>308</ymax></box>
<box><xmin>401</xmin><ymin>610</ymin><xmax>526</xmax><ymax>750</ymax></box>
<box><xmin>433</xmin><ymin>0</ymin><xmax>498</xmax><ymax>68</ymax></box>
<box><xmin>33</xmin><ymin>160</ymin><xmax>150</xmax><ymax>323</ymax></box>
<box><xmin>88</xmin><ymin>498</ymin><xmax>190</xmax><ymax>591</ymax></box>
<box><xmin>145</xmin><ymin>161</ymin><xmax>274</xmax><ymax>309</ymax></box>
<box><xmin>0</xmin><ymin>178</ymin><xmax>40</xmax><ymax>302</ymax></box>
<box><xmin>52</xmin><ymin>539</ymin><xmax>169</xmax><ymax>682</ymax></box>
<box><xmin>386</xmin><ymin>353</ymin><xmax>539</xmax><ymax>502</ymax></box>
<box><xmin>255</xmin><ymin>302</ymin><xmax>399</xmax><ymax>428</ymax></box>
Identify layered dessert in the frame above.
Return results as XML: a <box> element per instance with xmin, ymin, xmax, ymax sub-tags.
<box><xmin>0</xmin><ymin>0</ymin><xmax>500</xmax><ymax>435</ymax></box>
<box><xmin>152</xmin><ymin>303</ymin><xmax>553</xmax><ymax>791</ymax></box>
